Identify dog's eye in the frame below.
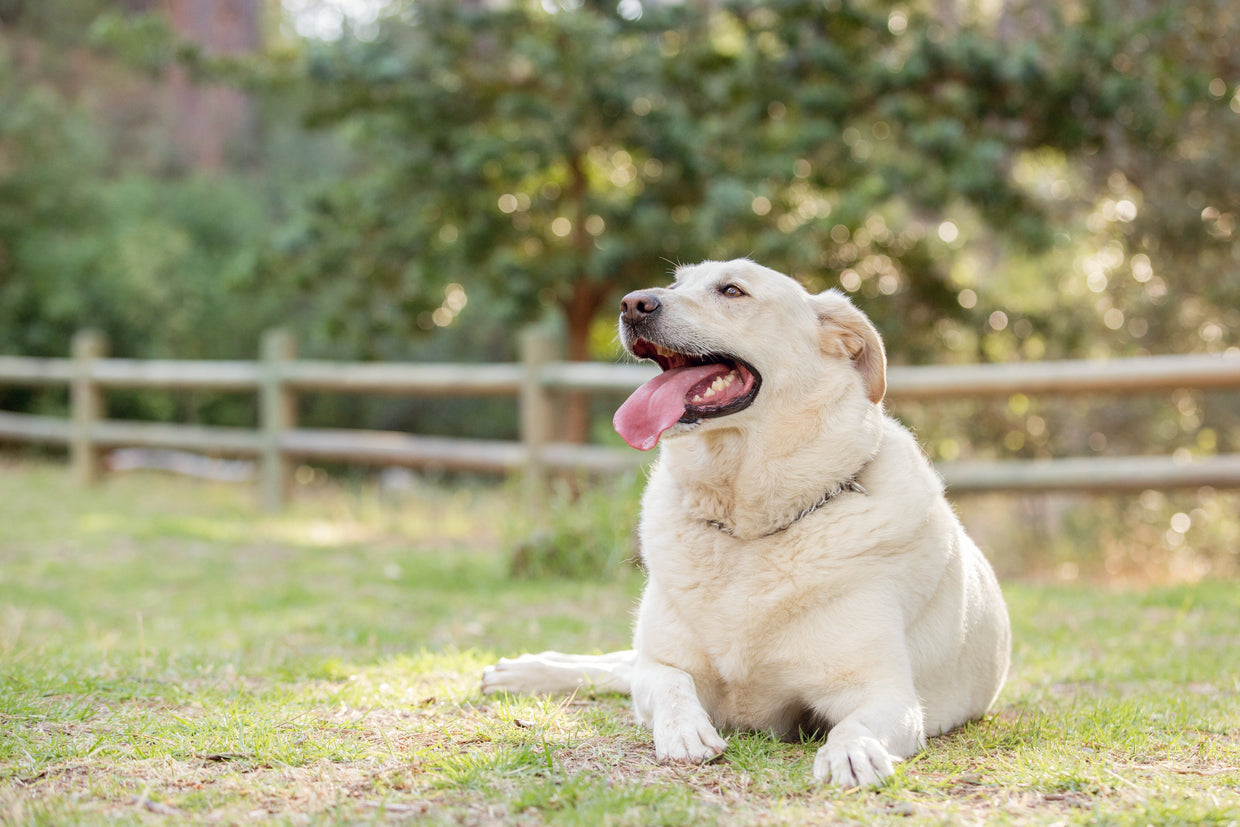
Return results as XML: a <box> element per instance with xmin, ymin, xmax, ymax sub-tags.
<box><xmin>719</xmin><ymin>284</ymin><xmax>746</xmax><ymax>298</ymax></box>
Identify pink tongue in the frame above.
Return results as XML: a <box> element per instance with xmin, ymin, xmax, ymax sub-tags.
<box><xmin>613</xmin><ymin>363</ymin><xmax>731</xmax><ymax>451</ymax></box>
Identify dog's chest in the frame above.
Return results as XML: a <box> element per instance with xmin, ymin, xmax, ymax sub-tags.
<box><xmin>660</xmin><ymin>525</ymin><xmax>837</xmax><ymax>691</ymax></box>
<box><xmin>657</xmin><ymin>517</ymin><xmax>847</xmax><ymax>624</ymax></box>
<box><xmin>691</xmin><ymin>584</ymin><xmax>816</xmax><ymax>733</ymax></box>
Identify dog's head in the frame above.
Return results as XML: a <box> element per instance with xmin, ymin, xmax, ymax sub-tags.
<box><xmin>613</xmin><ymin>259</ymin><xmax>887</xmax><ymax>451</ymax></box>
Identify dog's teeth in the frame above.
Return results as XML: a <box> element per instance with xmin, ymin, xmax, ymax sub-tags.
<box><xmin>691</xmin><ymin>371</ymin><xmax>739</xmax><ymax>405</ymax></box>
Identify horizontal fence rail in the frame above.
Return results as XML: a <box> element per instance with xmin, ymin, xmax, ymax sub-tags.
<box><xmin>541</xmin><ymin>353</ymin><xmax>1240</xmax><ymax>397</ymax></box>
<box><xmin>2</xmin><ymin>328</ymin><xmax>1239</xmax><ymax>509</ymax></box>
<box><xmin>886</xmin><ymin>353</ymin><xmax>1240</xmax><ymax>398</ymax></box>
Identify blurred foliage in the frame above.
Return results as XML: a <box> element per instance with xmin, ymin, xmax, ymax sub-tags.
<box><xmin>0</xmin><ymin>50</ymin><xmax>278</xmax><ymax>422</ymax></box>
<box><xmin>958</xmin><ymin>488</ymin><xmax>1240</xmax><ymax>584</ymax></box>
<box><xmin>6</xmin><ymin>0</ymin><xmax>1238</xmax><ymax>367</ymax></box>
<box><xmin>248</xmin><ymin>0</ymin><xmax>1240</xmax><ymax>371</ymax></box>
<box><xmin>508</xmin><ymin>471</ymin><xmax>645</xmax><ymax>579</ymax></box>
<box><xmin>2</xmin><ymin>0</ymin><xmax>1240</xmax><ymax>577</ymax></box>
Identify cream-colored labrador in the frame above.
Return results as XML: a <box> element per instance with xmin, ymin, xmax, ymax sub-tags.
<box><xmin>483</xmin><ymin>259</ymin><xmax>1010</xmax><ymax>788</ymax></box>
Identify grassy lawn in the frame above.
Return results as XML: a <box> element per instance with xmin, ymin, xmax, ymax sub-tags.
<box><xmin>1</xmin><ymin>458</ymin><xmax>1238</xmax><ymax>825</ymax></box>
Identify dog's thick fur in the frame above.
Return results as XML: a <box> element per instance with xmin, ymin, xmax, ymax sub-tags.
<box><xmin>482</xmin><ymin>259</ymin><xmax>1010</xmax><ymax>787</ymax></box>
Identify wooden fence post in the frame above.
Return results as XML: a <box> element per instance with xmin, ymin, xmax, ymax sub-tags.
<box><xmin>70</xmin><ymin>330</ymin><xmax>108</xmax><ymax>485</ymax></box>
<box><xmin>260</xmin><ymin>329</ymin><xmax>297</xmax><ymax>511</ymax></box>
<box><xmin>520</xmin><ymin>327</ymin><xmax>558</xmax><ymax>513</ymax></box>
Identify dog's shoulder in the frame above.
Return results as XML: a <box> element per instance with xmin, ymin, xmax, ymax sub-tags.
<box><xmin>801</xmin><ymin>415</ymin><xmax>955</xmax><ymax>562</ymax></box>
<box><xmin>866</xmin><ymin>415</ymin><xmax>945</xmax><ymax>496</ymax></box>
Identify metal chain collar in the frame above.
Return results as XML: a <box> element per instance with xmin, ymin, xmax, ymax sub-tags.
<box><xmin>706</xmin><ymin>477</ymin><xmax>868</xmax><ymax>539</ymax></box>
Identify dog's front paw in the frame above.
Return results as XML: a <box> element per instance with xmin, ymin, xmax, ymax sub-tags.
<box><xmin>813</xmin><ymin>735</ymin><xmax>895</xmax><ymax>788</ymax></box>
<box><xmin>653</xmin><ymin>710</ymin><xmax>727</xmax><ymax>764</ymax></box>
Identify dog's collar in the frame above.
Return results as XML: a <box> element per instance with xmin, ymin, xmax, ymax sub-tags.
<box><xmin>706</xmin><ymin>476</ymin><xmax>868</xmax><ymax>539</ymax></box>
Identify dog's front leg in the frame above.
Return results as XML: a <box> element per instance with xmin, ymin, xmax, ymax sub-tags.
<box><xmin>811</xmin><ymin>685</ymin><xmax>925</xmax><ymax>788</ymax></box>
<box><xmin>631</xmin><ymin>658</ymin><xmax>727</xmax><ymax>763</ymax></box>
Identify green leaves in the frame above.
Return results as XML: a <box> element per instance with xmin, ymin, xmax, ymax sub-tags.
<box><xmin>7</xmin><ymin>0</ymin><xmax>1237</xmax><ymax>390</ymax></box>
<box><xmin>276</xmin><ymin>0</ymin><xmax>1235</xmax><ymax>367</ymax></box>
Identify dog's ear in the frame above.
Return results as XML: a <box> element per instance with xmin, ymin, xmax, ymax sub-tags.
<box><xmin>811</xmin><ymin>289</ymin><xmax>887</xmax><ymax>404</ymax></box>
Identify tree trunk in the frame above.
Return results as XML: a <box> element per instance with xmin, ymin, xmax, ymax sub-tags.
<box><xmin>558</xmin><ymin>148</ymin><xmax>612</xmax><ymax>444</ymax></box>
<box><xmin>162</xmin><ymin>0</ymin><xmax>260</xmax><ymax>171</ymax></box>
<box><xmin>560</xmin><ymin>279</ymin><xmax>608</xmax><ymax>444</ymax></box>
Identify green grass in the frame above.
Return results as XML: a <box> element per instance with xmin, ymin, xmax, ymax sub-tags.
<box><xmin>1</xmin><ymin>458</ymin><xmax>1238</xmax><ymax>825</ymax></box>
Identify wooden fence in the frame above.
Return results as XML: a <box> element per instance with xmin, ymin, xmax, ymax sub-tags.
<box><xmin>2</xmin><ymin>328</ymin><xmax>1240</xmax><ymax>510</ymax></box>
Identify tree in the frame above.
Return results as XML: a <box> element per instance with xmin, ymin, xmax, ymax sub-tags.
<box><xmin>276</xmin><ymin>0</ymin><xmax>1209</xmax><ymax>438</ymax></box>
<box><xmin>8</xmin><ymin>0</ymin><xmax>1235</xmax><ymax>446</ymax></box>
<box><xmin>279</xmin><ymin>1</ymin><xmax>1231</xmax><ymax>336</ymax></box>
<box><xmin>273</xmin><ymin>1</ymin><xmax>718</xmax><ymax>436</ymax></box>
<box><xmin>0</xmin><ymin>6</ymin><xmax>281</xmax><ymax>425</ymax></box>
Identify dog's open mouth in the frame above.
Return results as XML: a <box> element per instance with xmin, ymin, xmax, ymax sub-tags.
<box><xmin>613</xmin><ymin>339</ymin><xmax>761</xmax><ymax>451</ymax></box>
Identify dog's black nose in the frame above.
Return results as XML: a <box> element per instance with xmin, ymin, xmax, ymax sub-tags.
<box><xmin>620</xmin><ymin>291</ymin><xmax>660</xmax><ymax>323</ymax></box>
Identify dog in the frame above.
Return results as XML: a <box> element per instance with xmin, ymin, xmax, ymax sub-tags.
<box><xmin>482</xmin><ymin>259</ymin><xmax>1010</xmax><ymax>788</ymax></box>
